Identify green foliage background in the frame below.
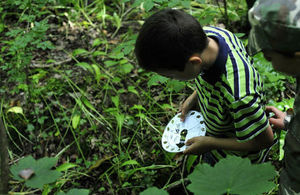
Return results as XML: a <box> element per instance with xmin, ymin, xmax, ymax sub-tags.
<box><xmin>0</xmin><ymin>0</ymin><xmax>294</xmax><ymax>194</ymax></box>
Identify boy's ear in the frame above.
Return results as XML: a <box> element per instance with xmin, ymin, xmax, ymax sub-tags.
<box><xmin>188</xmin><ymin>55</ymin><xmax>202</xmax><ymax>66</ymax></box>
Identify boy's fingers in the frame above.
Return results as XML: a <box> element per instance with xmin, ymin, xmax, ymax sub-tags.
<box><xmin>185</xmin><ymin>137</ymin><xmax>195</xmax><ymax>146</ymax></box>
<box><xmin>180</xmin><ymin>112</ymin><xmax>186</xmax><ymax>122</ymax></box>
<box><xmin>183</xmin><ymin>147</ymin><xmax>190</xmax><ymax>154</ymax></box>
<box><xmin>180</xmin><ymin>108</ymin><xmax>188</xmax><ymax>121</ymax></box>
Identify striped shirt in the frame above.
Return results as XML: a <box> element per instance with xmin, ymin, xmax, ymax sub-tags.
<box><xmin>195</xmin><ymin>26</ymin><xmax>272</xmax><ymax>163</ymax></box>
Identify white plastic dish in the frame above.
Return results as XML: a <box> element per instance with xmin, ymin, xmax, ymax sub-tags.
<box><xmin>161</xmin><ymin>110</ymin><xmax>206</xmax><ymax>153</ymax></box>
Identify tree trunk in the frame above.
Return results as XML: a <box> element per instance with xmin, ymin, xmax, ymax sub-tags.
<box><xmin>0</xmin><ymin>115</ymin><xmax>9</xmax><ymax>194</ymax></box>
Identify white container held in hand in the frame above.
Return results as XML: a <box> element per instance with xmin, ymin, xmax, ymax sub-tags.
<box><xmin>161</xmin><ymin>110</ymin><xmax>206</xmax><ymax>153</ymax></box>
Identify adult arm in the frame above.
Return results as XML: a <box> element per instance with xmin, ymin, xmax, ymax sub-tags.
<box><xmin>266</xmin><ymin>106</ymin><xmax>286</xmax><ymax>130</ymax></box>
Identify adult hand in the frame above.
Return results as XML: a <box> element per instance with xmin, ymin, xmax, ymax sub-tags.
<box><xmin>179</xmin><ymin>91</ymin><xmax>197</xmax><ymax>122</ymax></box>
<box><xmin>266</xmin><ymin>106</ymin><xmax>286</xmax><ymax>130</ymax></box>
<box><xmin>183</xmin><ymin>136</ymin><xmax>212</xmax><ymax>155</ymax></box>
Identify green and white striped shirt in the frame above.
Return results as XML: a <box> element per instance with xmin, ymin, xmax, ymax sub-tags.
<box><xmin>196</xmin><ymin>26</ymin><xmax>273</xmax><ymax>163</ymax></box>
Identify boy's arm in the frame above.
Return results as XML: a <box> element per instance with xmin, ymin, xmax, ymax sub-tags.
<box><xmin>183</xmin><ymin>125</ymin><xmax>274</xmax><ymax>155</ymax></box>
<box><xmin>179</xmin><ymin>90</ymin><xmax>198</xmax><ymax>121</ymax></box>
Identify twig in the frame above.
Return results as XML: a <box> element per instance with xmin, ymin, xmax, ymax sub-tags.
<box><xmin>164</xmin><ymin>178</ymin><xmax>191</xmax><ymax>191</ymax></box>
<box><xmin>181</xmin><ymin>155</ymin><xmax>189</xmax><ymax>195</ymax></box>
<box><xmin>215</xmin><ymin>0</ymin><xmax>229</xmax><ymax>28</ymax></box>
<box><xmin>30</xmin><ymin>57</ymin><xmax>72</xmax><ymax>68</ymax></box>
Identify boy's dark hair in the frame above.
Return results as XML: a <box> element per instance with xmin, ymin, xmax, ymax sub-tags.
<box><xmin>135</xmin><ymin>9</ymin><xmax>208</xmax><ymax>72</ymax></box>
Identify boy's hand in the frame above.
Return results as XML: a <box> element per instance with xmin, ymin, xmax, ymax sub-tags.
<box><xmin>183</xmin><ymin>136</ymin><xmax>212</xmax><ymax>155</ymax></box>
<box><xmin>266</xmin><ymin>106</ymin><xmax>285</xmax><ymax>130</ymax></box>
<box><xmin>179</xmin><ymin>91</ymin><xmax>197</xmax><ymax>122</ymax></box>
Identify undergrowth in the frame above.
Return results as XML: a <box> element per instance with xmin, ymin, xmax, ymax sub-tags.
<box><xmin>0</xmin><ymin>0</ymin><xmax>295</xmax><ymax>194</ymax></box>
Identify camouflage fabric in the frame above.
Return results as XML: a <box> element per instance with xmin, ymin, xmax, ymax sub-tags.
<box><xmin>248</xmin><ymin>1</ymin><xmax>300</xmax><ymax>193</ymax></box>
<box><xmin>248</xmin><ymin>0</ymin><xmax>300</xmax><ymax>55</ymax></box>
<box><xmin>279</xmin><ymin>78</ymin><xmax>300</xmax><ymax>194</ymax></box>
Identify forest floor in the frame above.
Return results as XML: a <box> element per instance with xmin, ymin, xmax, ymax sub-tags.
<box><xmin>0</xmin><ymin>1</ymin><xmax>294</xmax><ymax>194</ymax></box>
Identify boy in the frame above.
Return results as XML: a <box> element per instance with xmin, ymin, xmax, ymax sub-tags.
<box><xmin>135</xmin><ymin>8</ymin><xmax>275</xmax><ymax>165</ymax></box>
<box><xmin>248</xmin><ymin>0</ymin><xmax>300</xmax><ymax>193</ymax></box>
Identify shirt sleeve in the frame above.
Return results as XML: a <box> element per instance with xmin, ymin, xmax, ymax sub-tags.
<box><xmin>230</xmin><ymin>94</ymin><xmax>269</xmax><ymax>142</ymax></box>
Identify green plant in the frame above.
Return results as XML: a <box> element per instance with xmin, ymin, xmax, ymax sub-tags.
<box><xmin>1</xmin><ymin>0</ymin><xmax>54</xmax><ymax>106</ymax></box>
<box><xmin>253</xmin><ymin>53</ymin><xmax>296</xmax><ymax>101</ymax></box>
<box><xmin>10</xmin><ymin>155</ymin><xmax>89</xmax><ymax>194</ymax></box>
<box><xmin>140</xmin><ymin>186</ymin><xmax>168</xmax><ymax>195</ymax></box>
<box><xmin>10</xmin><ymin>155</ymin><xmax>61</xmax><ymax>189</ymax></box>
<box><xmin>187</xmin><ymin>156</ymin><xmax>277</xmax><ymax>195</ymax></box>
<box><xmin>1</xmin><ymin>0</ymin><xmax>290</xmax><ymax>194</ymax></box>
<box><xmin>140</xmin><ymin>156</ymin><xmax>277</xmax><ymax>195</ymax></box>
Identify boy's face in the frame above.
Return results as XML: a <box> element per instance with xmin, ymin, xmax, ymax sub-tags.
<box><xmin>263</xmin><ymin>50</ymin><xmax>300</xmax><ymax>76</ymax></box>
<box><xmin>156</xmin><ymin>56</ymin><xmax>204</xmax><ymax>81</ymax></box>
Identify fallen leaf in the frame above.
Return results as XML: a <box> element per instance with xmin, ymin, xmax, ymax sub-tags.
<box><xmin>88</xmin><ymin>155</ymin><xmax>116</xmax><ymax>172</ymax></box>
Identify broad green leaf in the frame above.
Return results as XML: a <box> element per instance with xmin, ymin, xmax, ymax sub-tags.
<box><xmin>109</xmin><ymin>52</ymin><xmax>124</xmax><ymax>59</ymax></box>
<box><xmin>91</xmin><ymin>64</ymin><xmax>101</xmax><ymax>83</ymax></box>
<box><xmin>234</xmin><ymin>33</ymin><xmax>245</xmax><ymax>38</ymax></box>
<box><xmin>181</xmin><ymin>1</ymin><xmax>190</xmax><ymax>8</ymax></box>
<box><xmin>143</xmin><ymin>0</ymin><xmax>155</xmax><ymax>11</ymax></box>
<box><xmin>168</xmin><ymin>0</ymin><xmax>180</xmax><ymax>7</ymax></box>
<box><xmin>122</xmin><ymin>45</ymin><xmax>133</xmax><ymax>55</ymax></box>
<box><xmin>133</xmin><ymin>0</ymin><xmax>144</xmax><ymax>7</ymax></box>
<box><xmin>228</xmin><ymin>10</ymin><xmax>240</xmax><ymax>21</ymax></box>
<box><xmin>73</xmin><ymin>48</ymin><xmax>88</xmax><ymax>56</ymax></box>
<box><xmin>111</xmin><ymin>96</ymin><xmax>119</xmax><ymax>108</ymax></box>
<box><xmin>119</xmin><ymin>63</ymin><xmax>134</xmax><ymax>74</ymax></box>
<box><xmin>118</xmin><ymin>88</ymin><xmax>127</xmax><ymax>93</ymax></box>
<box><xmin>82</xmin><ymin>97</ymin><xmax>96</xmax><ymax>112</ymax></box>
<box><xmin>119</xmin><ymin>59</ymin><xmax>128</xmax><ymax>64</ymax></box>
<box><xmin>11</xmin><ymin>156</ymin><xmax>36</xmax><ymax>181</ymax></box>
<box><xmin>92</xmin><ymin>51</ymin><xmax>106</xmax><ymax>57</ymax></box>
<box><xmin>7</xmin><ymin>106</ymin><xmax>24</xmax><ymax>115</ymax></box>
<box><xmin>113</xmin><ymin>12</ymin><xmax>121</xmax><ymax>29</ymax></box>
<box><xmin>104</xmin><ymin>60</ymin><xmax>118</xmax><ymax>67</ymax></box>
<box><xmin>140</xmin><ymin>187</ymin><xmax>168</xmax><ymax>195</ymax></box>
<box><xmin>116</xmin><ymin>114</ymin><xmax>125</xmax><ymax>130</ymax></box>
<box><xmin>10</xmin><ymin>156</ymin><xmax>61</xmax><ymax>189</ymax></box>
<box><xmin>280</xmin><ymin>131</ymin><xmax>287</xmax><ymax>160</ymax></box>
<box><xmin>130</xmin><ymin>104</ymin><xmax>146</xmax><ymax>111</ymax></box>
<box><xmin>26</xmin><ymin>123</ymin><xmax>35</xmax><ymax>132</ymax></box>
<box><xmin>76</xmin><ymin>62</ymin><xmax>93</xmax><ymax>73</ymax></box>
<box><xmin>166</xmin><ymin>80</ymin><xmax>185</xmax><ymax>92</ymax></box>
<box><xmin>72</xmin><ymin>113</ymin><xmax>81</xmax><ymax>129</ymax></box>
<box><xmin>147</xmin><ymin>74</ymin><xmax>169</xmax><ymax>87</ymax></box>
<box><xmin>161</xmin><ymin>104</ymin><xmax>173</xmax><ymax>110</ymax></box>
<box><xmin>38</xmin><ymin>116</ymin><xmax>48</xmax><ymax>125</ymax></box>
<box><xmin>56</xmin><ymin>163</ymin><xmax>78</xmax><ymax>172</ymax></box>
<box><xmin>0</xmin><ymin>23</ymin><xmax>5</xmax><ymax>33</ymax></box>
<box><xmin>128</xmin><ymin>86</ymin><xmax>139</xmax><ymax>95</ymax></box>
<box><xmin>42</xmin><ymin>184</ymin><xmax>51</xmax><ymax>195</ymax></box>
<box><xmin>92</xmin><ymin>38</ymin><xmax>103</xmax><ymax>47</ymax></box>
<box><xmin>121</xmin><ymin>160</ymin><xmax>140</xmax><ymax>167</ymax></box>
<box><xmin>57</xmin><ymin>189</ymin><xmax>90</xmax><ymax>195</ymax></box>
<box><xmin>187</xmin><ymin>156</ymin><xmax>277</xmax><ymax>195</ymax></box>
<box><xmin>186</xmin><ymin>155</ymin><xmax>198</xmax><ymax>173</ymax></box>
